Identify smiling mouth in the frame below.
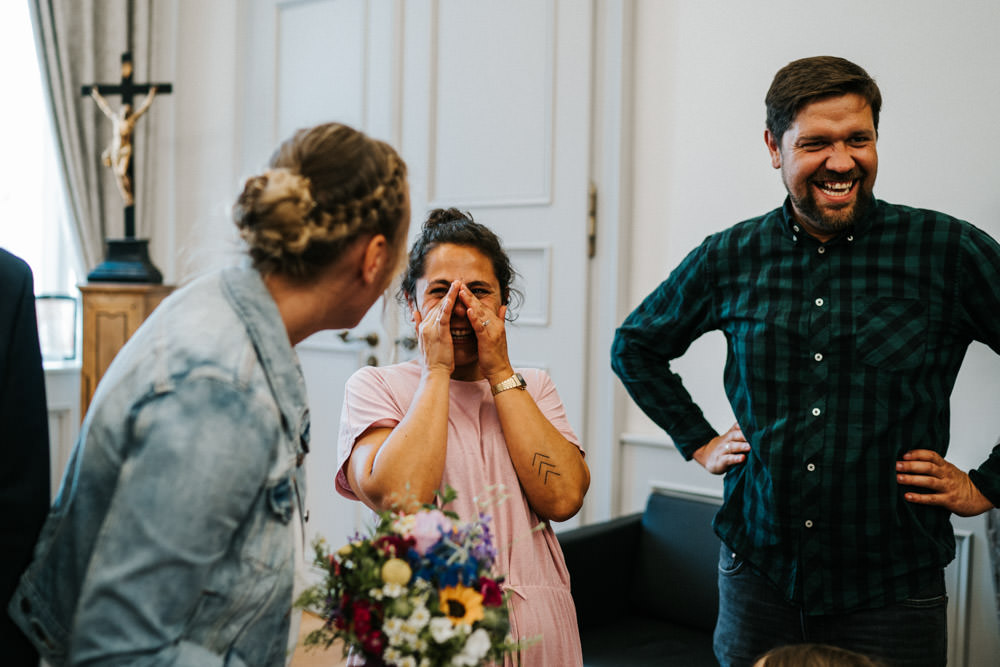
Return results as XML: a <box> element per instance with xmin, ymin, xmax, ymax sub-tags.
<box><xmin>814</xmin><ymin>179</ymin><xmax>857</xmax><ymax>199</ymax></box>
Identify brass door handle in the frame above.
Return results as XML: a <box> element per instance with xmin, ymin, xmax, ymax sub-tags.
<box><xmin>338</xmin><ymin>331</ymin><xmax>379</xmax><ymax>347</ymax></box>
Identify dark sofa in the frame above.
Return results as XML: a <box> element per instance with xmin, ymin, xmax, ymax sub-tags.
<box><xmin>558</xmin><ymin>488</ymin><xmax>723</xmax><ymax>666</ymax></box>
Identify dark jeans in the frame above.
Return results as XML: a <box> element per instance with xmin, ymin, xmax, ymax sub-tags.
<box><xmin>713</xmin><ymin>544</ymin><xmax>948</xmax><ymax>667</ymax></box>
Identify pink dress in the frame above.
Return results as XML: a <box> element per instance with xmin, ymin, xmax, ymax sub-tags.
<box><xmin>336</xmin><ymin>361</ymin><xmax>584</xmax><ymax>666</ymax></box>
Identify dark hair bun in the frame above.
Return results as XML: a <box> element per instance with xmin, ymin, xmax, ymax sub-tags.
<box><xmin>425</xmin><ymin>207</ymin><xmax>472</xmax><ymax>228</ymax></box>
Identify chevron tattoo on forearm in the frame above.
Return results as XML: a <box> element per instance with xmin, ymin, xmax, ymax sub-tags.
<box><xmin>532</xmin><ymin>452</ymin><xmax>562</xmax><ymax>484</ymax></box>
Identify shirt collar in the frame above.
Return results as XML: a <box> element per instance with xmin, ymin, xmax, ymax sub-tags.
<box><xmin>778</xmin><ymin>196</ymin><xmax>880</xmax><ymax>244</ymax></box>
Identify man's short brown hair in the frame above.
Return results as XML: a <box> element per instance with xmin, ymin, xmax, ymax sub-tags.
<box><xmin>766</xmin><ymin>56</ymin><xmax>882</xmax><ymax>142</ymax></box>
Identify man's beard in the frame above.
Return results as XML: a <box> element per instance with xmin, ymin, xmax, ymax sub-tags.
<box><xmin>789</xmin><ymin>179</ymin><xmax>875</xmax><ymax>236</ymax></box>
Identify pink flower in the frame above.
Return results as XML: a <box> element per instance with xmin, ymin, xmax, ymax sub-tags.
<box><xmin>409</xmin><ymin>509</ymin><xmax>453</xmax><ymax>555</ymax></box>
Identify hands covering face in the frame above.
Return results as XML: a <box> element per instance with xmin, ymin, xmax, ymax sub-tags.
<box><xmin>457</xmin><ymin>282</ymin><xmax>509</xmax><ymax>380</ymax></box>
<box><xmin>413</xmin><ymin>279</ymin><xmax>509</xmax><ymax>380</ymax></box>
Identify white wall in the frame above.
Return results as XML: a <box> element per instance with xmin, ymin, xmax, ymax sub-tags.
<box><xmin>627</xmin><ymin>0</ymin><xmax>1000</xmax><ymax>663</ymax></box>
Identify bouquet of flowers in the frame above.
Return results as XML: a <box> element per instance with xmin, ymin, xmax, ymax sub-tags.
<box><xmin>297</xmin><ymin>487</ymin><xmax>525</xmax><ymax>666</ymax></box>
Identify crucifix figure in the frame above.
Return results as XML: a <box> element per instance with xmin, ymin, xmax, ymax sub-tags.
<box><xmin>90</xmin><ymin>83</ymin><xmax>157</xmax><ymax>206</ymax></box>
<box><xmin>82</xmin><ymin>52</ymin><xmax>172</xmax><ymax>237</ymax></box>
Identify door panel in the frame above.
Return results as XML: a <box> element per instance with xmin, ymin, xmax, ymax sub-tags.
<box><xmin>242</xmin><ymin>0</ymin><xmax>594</xmax><ymax>548</ymax></box>
<box><xmin>401</xmin><ymin>0</ymin><xmax>593</xmax><ymax>450</ymax></box>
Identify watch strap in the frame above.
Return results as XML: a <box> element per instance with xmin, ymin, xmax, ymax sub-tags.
<box><xmin>491</xmin><ymin>372</ymin><xmax>527</xmax><ymax>395</ymax></box>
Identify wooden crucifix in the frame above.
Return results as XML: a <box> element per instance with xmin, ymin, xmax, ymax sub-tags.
<box><xmin>82</xmin><ymin>51</ymin><xmax>172</xmax><ymax>239</ymax></box>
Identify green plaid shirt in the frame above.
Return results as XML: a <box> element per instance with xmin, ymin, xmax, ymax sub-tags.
<box><xmin>611</xmin><ymin>198</ymin><xmax>1000</xmax><ymax>613</ymax></box>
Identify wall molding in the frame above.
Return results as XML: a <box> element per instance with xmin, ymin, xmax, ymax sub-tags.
<box><xmin>948</xmin><ymin>529</ymin><xmax>973</xmax><ymax>667</ymax></box>
<box><xmin>621</xmin><ymin>431</ymin><xmax>675</xmax><ymax>451</ymax></box>
<box><xmin>506</xmin><ymin>243</ymin><xmax>551</xmax><ymax>326</ymax></box>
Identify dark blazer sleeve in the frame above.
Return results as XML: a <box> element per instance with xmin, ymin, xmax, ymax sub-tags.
<box><xmin>0</xmin><ymin>249</ymin><xmax>50</xmax><ymax>662</ymax></box>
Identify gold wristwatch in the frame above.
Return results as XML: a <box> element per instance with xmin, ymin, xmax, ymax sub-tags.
<box><xmin>491</xmin><ymin>372</ymin><xmax>527</xmax><ymax>395</ymax></box>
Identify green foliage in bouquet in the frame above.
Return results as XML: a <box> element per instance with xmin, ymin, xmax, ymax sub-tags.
<box><xmin>296</xmin><ymin>486</ymin><xmax>528</xmax><ymax>667</ymax></box>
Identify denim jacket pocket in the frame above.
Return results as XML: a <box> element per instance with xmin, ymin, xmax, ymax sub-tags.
<box><xmin>852</xmin><ymin>296</ymin><xmax>927</xmax><ymax>370</ymax></box>
<box><xmin>266</xmin><ymin>476</ymin><xmax>294</xmax><ymax>524</ymax></box>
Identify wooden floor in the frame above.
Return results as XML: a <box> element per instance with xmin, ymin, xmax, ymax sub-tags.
<box><xmin>289</xmin><ymin>611</ymin><xmax>348</xmax><ymax>667</ymax></box>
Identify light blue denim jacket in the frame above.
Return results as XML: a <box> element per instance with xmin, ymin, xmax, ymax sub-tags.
<box><xmin>8</xmin><ymin>266</ymin><xmax>310</xmax><ymax>666</ymax></box>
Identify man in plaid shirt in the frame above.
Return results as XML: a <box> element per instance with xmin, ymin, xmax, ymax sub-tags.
<box><xmin>611</xmin><ymin>56</ymin><xmax>1000</xmax><ymax>667</ymax></box>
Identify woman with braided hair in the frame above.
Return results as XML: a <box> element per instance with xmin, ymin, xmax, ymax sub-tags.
<box><xmin>8</xmin><ymin>123</ymin><xmax>410</xmax><ymax>666</ymax></box>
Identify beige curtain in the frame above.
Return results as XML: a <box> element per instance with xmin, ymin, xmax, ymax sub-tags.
<box><xmin>28</xmin><ymin>0</ymin><xmax>158</xmax><ymax>272</ymax></box>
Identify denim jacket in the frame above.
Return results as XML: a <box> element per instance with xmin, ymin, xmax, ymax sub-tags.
<box><xmin>8</xmin><ymin>266</ymin><xmax>310</xmax><ymax>666</ymax></box>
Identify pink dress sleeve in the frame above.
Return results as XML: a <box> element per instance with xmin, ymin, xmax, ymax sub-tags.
<box><xmin>522</xmin><ymin>367</ymin><xmax>583</xmax><ymax>454</ymax></box>
<box><xmin>335</xmin><ymin>366</ymin><xmax>405</xmax><ymax>500</ymax></box>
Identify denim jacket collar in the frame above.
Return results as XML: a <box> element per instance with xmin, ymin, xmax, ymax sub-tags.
<box><xmin>221</xmin><ymin>265</ymin><xmax>310</xmax><ymax>457</ymax></box>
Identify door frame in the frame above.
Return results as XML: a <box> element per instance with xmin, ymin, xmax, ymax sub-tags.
<box><xmin>583</xmin><ymin>0</ymin><xmax>632</xmax><ymax>523</ymax></box>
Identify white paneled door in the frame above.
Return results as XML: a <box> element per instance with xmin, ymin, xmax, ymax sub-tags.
<box><xmin>241</xmin><ymin>0</ymin><xmax>595</xmax><ymax>552</ymax></box>
<box><xmin>400</xmin><ymin>0</ymin><xmax>594</xmax><ymax>439</ymax></box>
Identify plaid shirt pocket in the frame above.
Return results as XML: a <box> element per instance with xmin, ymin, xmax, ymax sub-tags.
<box><xmin>853</xmin><ymin>296</ymin><xmax>927</xmax><ymax>370</ymax></box>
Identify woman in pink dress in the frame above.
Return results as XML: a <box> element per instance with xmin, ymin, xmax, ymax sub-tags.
<box><xmin>337</xmin><ymin>208</ymin><xmax>590</xmax><ymax>665</ymax></box>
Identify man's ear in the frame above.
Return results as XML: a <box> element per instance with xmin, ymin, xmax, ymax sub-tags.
<box><xmin>361</xmin><ymin>234</ymin><xmax>388</xmax><ymax>284</ymax></box>
<box><xmin>764</xmin><ymin>130</ymin><xmax>782</xmax><ymax>169</ymax></box>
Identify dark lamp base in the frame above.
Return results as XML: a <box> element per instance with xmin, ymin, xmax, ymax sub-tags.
<box><xmin>87</xmin><ymin>238</ymin><xmax>163</xmax><ymax>284</ymax></box>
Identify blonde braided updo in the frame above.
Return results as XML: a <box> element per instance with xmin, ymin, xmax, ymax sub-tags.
<box><xmin>234</xmin><ymin>123</ymin><xmax>408</xmax><ymax>281</ymax></box>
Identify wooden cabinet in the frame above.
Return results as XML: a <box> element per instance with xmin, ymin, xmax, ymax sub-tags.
<box><xmin>79</xmin><ymin>283</ymin><xmax>173</xmax><ymax>418</ymax></box>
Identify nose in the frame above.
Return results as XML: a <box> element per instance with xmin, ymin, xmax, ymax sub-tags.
<box><xmin>452</xmin><ymin>297</ymin><xmax>468</xmax><ymax>318</ymax></box>
<box><xmin>825</xmin><ymin>142</ymin><xmax>856</xmax><ymax>173</ymax></box>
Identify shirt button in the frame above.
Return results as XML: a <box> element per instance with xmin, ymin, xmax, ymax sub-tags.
<box><xmin>805</xmin><ymin>519</ymin><xmax>814</xmax><ymax>528</ymax></box>
<box><xmin>814</xmin><ymin>353</ymin><xmax>823</xmax><ymax>362</ymax></box>
<box><xmin>817</xmin><ymin>246</ymin><xmax>826</xmax><ymax>254</ymax></box>
<box><xmin>807</xmin><ymin>463</ymin><xmax>816</xmax><ymax>472</ymax></box>
<box><xmin>812</xmin><ymin>407</ymin><xmax>821</xmax><ymax>416</ymax></box>
<box><xmin>847</xmin><ymin>235</ymin><xmax>854</xmax><ymax>241</ymax></box>
<box><xmin>814</xmin><ymin>298</ymin><xmax>824</xmax><ymax>307</ymax></box>
<box><xmin>793</xmin><ymin>225</ymin><xmax>801</xmax><ymax>232</ymax></box>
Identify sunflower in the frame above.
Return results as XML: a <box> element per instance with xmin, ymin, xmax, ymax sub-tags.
<box><xmin>438</xmin><ymin>585</ymin><xmax>484</xmax><ymax>625</ymax></box>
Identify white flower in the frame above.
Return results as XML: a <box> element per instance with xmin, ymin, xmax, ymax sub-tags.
<box><xmin>408</xmin><ymin>606</ymin><xmax>431</xmax><ymax>630</ymax></box>
<box><xmin>452</xmin><ymin>628</ymin><xmax>492</xmax><ymax>665</ymax></box>
<box><xmin>384</xmin><ymin>617</ymin><xmax>404</xmax><ymax>646</ymax></box>
<box><xmin>382</xmin><ymin>582</ymin><xmax>405</xmax><ymax>598</ymax></box>
<box><xmin>384</xmin><ymin>648</ymin><xmax>402</xmax><ymax>663</ymax></box>
<box><xmin>429</xmin><ymin>616</ymin><xmax>456</xmax><ymax>643</ymax></box>
<box><xmin>393</xmin><ymin>513</ymin><xmax>416</xmax><ymax>535</ymax></box>
<box><xmin>396</xmin><ymin>656</ymin><xmax>417</xmax><ymax>667</ymax></box>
